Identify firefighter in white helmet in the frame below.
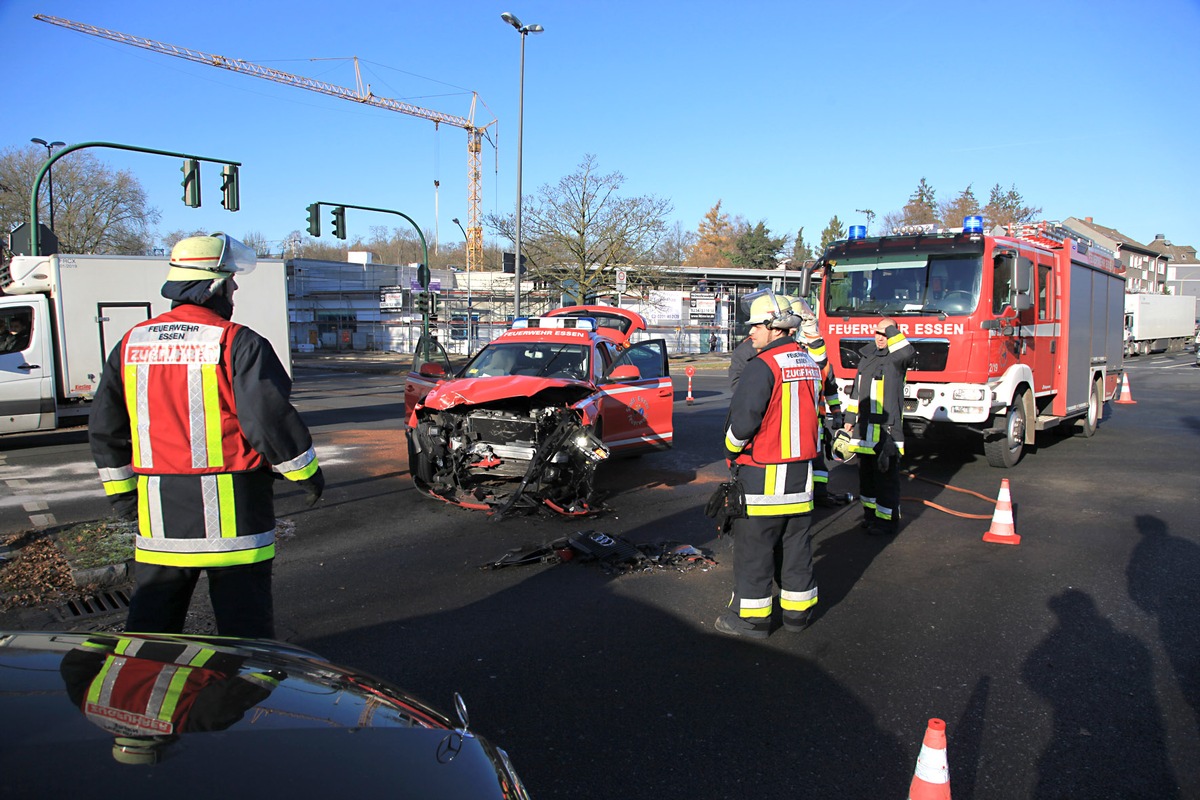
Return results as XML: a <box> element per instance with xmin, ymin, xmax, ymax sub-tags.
<box><xmin>716</xmin><ymin>290</ymin><xmax>823</xmax><ymax>638</ymax></box>
<box><xmin>89</xmin><ymin>233</ymin><xmax>323</xmax><ymax>638</ymax></box>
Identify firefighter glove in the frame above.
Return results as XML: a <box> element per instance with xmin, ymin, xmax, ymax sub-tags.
<box><xmin>827</xmin><ymin>411</ymin><xmax>844</xmax><ymax>432</ymax></box>
<box><xmin>299</xmin><ymin>467</ymin><xmax>325</xmax><ymax>507</ymax></box>
<box><xmin>111</xmin><ymin>492</ymin><xmax>138</xmax><ymax>523</ymax></box>
<box><xmin>876</xmin><ymin>440</ymin><xmax>898</xmax><ymax>473</ymax></box>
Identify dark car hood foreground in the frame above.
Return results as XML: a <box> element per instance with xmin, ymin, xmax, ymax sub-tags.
<box><xmin>0</xmin><ymin>631</ymin><xmax>527</xmax><ymax>799</ymax></box>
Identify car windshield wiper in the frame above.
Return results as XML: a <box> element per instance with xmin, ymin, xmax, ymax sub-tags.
<box><xmin>537</xmin><ymin>347</ymin><xmax>567</xmax><ymax>377</ymax></box>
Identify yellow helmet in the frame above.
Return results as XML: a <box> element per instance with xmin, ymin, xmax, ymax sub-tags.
<box><xmin>167</xmin><ymin>233</ymin><xmax>256</xmax><ymax>283</ymax></box>
<box><xmin>744</xmin><ymin>290</ymin><xmax>801</xmax><ymax>330</ymax></box>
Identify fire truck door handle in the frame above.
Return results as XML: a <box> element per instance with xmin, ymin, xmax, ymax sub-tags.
<box><xmin>1050</xmin><ymin>341</ymin><xmax>1056</xmax><ymax>354</ymax></box>
<box><xmin>18</xmin><ymin>363</ymin><xmax>38</xmax><ymax>371</ymax></box>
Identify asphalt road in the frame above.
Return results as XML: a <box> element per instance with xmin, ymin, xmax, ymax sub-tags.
<box><xmin>2</xmin><ymin>352</ymin><xmax>1198</xmax><ymax>798</ymax></box>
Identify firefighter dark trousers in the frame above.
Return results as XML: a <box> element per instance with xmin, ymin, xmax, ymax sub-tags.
<box><xmin>731</xmin><ymin>513</ymin><xmax>817</xmax><ymax>623</ymax></box>
<box><xmin>858</xmin><ymin>453</ymin><xmax>901</xmax><ymax>531</ymax></box>
<box><xmin>126</xmin><ymin>560</ymin><xmax>275</xmax><ymax>639</ymax></box>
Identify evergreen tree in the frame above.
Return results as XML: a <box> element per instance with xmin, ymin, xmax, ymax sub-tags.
<box><xmin>939</xmin><ymin>185</ymin><xmax>981</xmax><ymax>228</ymax></box>
<box><xmin>819</xmin><ymin>215</ymin><xmax>847</xmax><ymax>251</ymax></box>
<box><xmin>730</xmin><ymin>221</ymin><xmax>787</xmax><ymax>270</ymax></box>
<box><xmin>983</xmin><ymin>184</ymin><xmax>1042</xmax><ymax>229</ymax></box>
<box><xmin>902</xmin><ymin>177</ymin><xmax>939</xmax><ymax>226</ymax></box>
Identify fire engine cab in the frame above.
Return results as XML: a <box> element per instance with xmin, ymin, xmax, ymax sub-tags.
<box><xmin>809</xmin><ymin>218</ymin><xmax>1125</xmax><ymax>467</ymax></box>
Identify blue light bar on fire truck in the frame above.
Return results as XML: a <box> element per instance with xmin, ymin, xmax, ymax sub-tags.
<box><xmin>848</xmin><ymin>225</ymin><xmax>867</xmax><ymax>240</ymax></box>
<box><xmin>511</xmin><ymin>316</ymin><xmax>598</xmax><ymax>331</ymax></box>
<box><xmin>963</xmin><ymin>215</ymin><xmax>984</xmax><ymax>234</ymax></box>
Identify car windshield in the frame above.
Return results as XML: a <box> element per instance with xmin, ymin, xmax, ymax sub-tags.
<box><xmin>461</xmin><ymin>342</ymin><xmax>590</xmax><ymax>380</ymax></box>
<box><xmin>824</xmin><ymin>254</ymin><xmax>983</xmax><ymax>317</ymax></box>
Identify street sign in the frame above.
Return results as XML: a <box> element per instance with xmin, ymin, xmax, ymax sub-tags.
<box><xmin>616</xmin><ymin>269</ymin><xmax>628</xmax><ymax>293</ymax></box>
<box><xmin>417</xmin><ymin>263</ymin><xmax>430</xmax><ymax>289</ymax></box>
<box><xmin>685</xmin><ymin>366</ymin><xmax>695</xmax><ymax>377</ymax></box>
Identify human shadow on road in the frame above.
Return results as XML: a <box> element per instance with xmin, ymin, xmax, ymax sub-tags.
<box><xmin>1021</xmin><ymin>589</ymin><xmax>1178</xmax><ymax>798</ymax></box>
<box><xmin>1127</xmin><ymin>513</ymin><xmax>1200</xmax><ymax>736</ymax></box>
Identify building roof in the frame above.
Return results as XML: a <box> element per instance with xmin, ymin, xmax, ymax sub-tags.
<box><xmin>1147</xmin><ymin>235</ymin><xmax>1199</xmax><ymax>265</ymax></box>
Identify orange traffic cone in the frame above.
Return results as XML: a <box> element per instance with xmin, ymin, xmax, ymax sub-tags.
<box><xmin>982</xmin><ymin>478</ymin><xmax>1020</xmax><ymax>545</ymax></box>
<box><xmin>908</xmin><ymin>718</ymin><xmax>951</xmax><ymax>800</ymax></box>
<box><xmin>1114</xmin><ymin>372</ymin><xmax>1137</xmax><ymax>405</ymax></box>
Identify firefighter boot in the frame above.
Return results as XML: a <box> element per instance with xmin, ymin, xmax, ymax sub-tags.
<box><xmin>714</xmin><ymin>611</ymin><xmax>770</xmax><ymax>640</ymax></box>
<box><xmin>782</xmin><ymin>610</ymin><xmax>811</xmax><ymax>632</ymax></box>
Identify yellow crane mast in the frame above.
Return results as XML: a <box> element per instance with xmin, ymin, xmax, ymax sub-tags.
<box><xmin>35</xmin><ymin>14</ymin><xmax>496</xmax><ymax>273</ymax></box>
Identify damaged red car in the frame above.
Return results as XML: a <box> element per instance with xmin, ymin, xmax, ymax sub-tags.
<box><xmin>404</xmin><ymin>306</ymin><xmax>674</xmax><ymax>516</ymax></box>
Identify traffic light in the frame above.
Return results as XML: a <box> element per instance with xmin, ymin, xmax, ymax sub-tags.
<box><xmin>428</xmin><ymin>293</ymin><xmax>439</xmax><ymax>323</ymax></box>
<box><xmin>220</xmin><ymin>165</ymin><xmax>240</xmax><ymax>212</ymax></box>
<box><xmin>331</xmin><ymin>205</ymin><xmax>347</xmax><ymax>240</ymax></box>
<box><xmin>306</xmin><ymin>203</ymin><xmax>321</xmax><ymax>237</ymax></box>
<box><xmin>181</xmin><ymin>159</ymin><xmax>201</xmax><ymax>208</ymax></box>
<box><xmin>414</xmin><ymin>291</ymin><xmax>429</xmax><ymax>315</ymax></box>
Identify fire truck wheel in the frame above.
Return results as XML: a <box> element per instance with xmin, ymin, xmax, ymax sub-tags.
<box><xmin>984</xmin><ymin>391</ymin><xmax>1027</xmax><ymax>468</ymax></box>
<box><xmin>1079</xmin><ymin>377</ymin><xmax>1102</xmax><ymax>438</ymax></box>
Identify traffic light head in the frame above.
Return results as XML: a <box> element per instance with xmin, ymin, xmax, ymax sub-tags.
<box><xmin>414</xmin><ymin>291</ymin><xmax>430</xmax><ymax>315</ymax></box>
<box><xmin>181</xmin><ymin>159</ymin><xmax>201</xmax><ymax>208</ymax></box>
<box><xmin>331</xmin><ymin>206</ymin><xmax>347</xmax><ymax>240</ymax></box>
<box><xmin>306</xmin><ymin>203</ymin><xmax>321</xmax><ymax>237</ymax></box>
<box><xmin>220</xmin><ymin>165</ymin><xmax>240</xmax><ymax>212</ymax></box>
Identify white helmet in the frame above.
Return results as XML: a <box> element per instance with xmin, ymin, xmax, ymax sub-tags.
<box><xmin>167</xmin><ymin>233</ymin><xmax>256</xmax><ymax>283</ymax></box>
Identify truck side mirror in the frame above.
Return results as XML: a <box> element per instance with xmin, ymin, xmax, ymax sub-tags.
<box><xmin>799</xmin><ymin>265</ymin><xmax>813</xmax><ymax>298</ymax></box>
<box><xmin>1013</xmin><ymin>293</ymin><xmax>1033</xmax><ymax>312</ymax></box>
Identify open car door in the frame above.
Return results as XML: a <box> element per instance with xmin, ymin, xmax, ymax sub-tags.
<box><xmin>404</xmin><ymin>334</ymin><xmax>453</xmax><ymax>421</ymax></box>
<box><xmin>597</xmin><ymin>339</ymin><xmax>673</xmax><ymax>453</ymax></box>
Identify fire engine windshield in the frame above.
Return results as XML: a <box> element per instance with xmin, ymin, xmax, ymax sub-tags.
<box><xmin>462</xmin><ymin>342</ymin><xmax>591</xmax><ymax>381</ymax></box>
<box><xmin>823</xmin><ymin>254</ymin><xmax>983</xmax><ymax>317</ymax></box>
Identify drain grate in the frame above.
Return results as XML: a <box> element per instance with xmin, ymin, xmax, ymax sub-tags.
<box><xmin>56</xmin><ymin>588</ymin><xmax>132</xmax><ymax>620</ymax></box>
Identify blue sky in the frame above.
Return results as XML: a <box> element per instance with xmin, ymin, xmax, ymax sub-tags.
<box><xmin>4</xmin><ymin>0</ymin><xmax>1198</xmax><ymax>256</ymax></box>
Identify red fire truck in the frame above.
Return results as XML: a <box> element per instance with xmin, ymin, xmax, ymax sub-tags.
<box><xmin>808</xmin><ymin>218</ymin><xmax>1126</xmax><ymax>467</ymax></box>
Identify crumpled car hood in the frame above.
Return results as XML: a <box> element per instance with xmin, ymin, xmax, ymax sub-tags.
<box><xmin>424</xmin><ymin>375</ymin><xmax>591</xmax><ymax>410</ymax></box>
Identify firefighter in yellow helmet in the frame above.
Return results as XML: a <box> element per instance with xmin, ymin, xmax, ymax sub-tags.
<box><xmin>728</xmin><ymin>295</ymin><xmax>846</xmax><ymax>507</ymax></box>
<box><xmin>716</xmin><ymin>291</ymin><xmax>824</xmax><ymax>638</ymax></box>
<box><xmin>89</xmin><ymin>233</ymin><xmax>323</xmax><ymax>638</ymax></box>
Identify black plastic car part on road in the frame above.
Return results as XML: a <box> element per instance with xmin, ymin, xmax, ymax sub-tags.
<box><xmin>0</xmin><ymin>630</ymin><xmax>529</xmax><ymax>799</ymax></box>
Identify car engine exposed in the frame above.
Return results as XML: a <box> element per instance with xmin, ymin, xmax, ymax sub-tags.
<box><xmin>407</xmin><ymin>392</ymin><xmax>610</xmax><ymax>518</ymax></box>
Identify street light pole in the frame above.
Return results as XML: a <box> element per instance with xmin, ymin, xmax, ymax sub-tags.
<box><xmin>31</xmin><ymin>137</ymin><xmax>66</xmax><ymax>234</ymax></box>
<box><xmin>452</xmin><ymin>217</ymin><xmax>471</xmax><ymax>350</ymax></box>
<box><xmin>500</xmin><ymin>12</ymin><xmax>543</xmax><ymax>321</ymax></box>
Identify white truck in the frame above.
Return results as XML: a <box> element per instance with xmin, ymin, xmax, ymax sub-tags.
<box><xmin>1123</xmin><ymin>293</ymin><xmax>1197</xmax><ymax>357</ymax></box>
<box><xmin>0</xmin><ymin>253</ymin><xmax>290</xmax><ymax>435</ymax></box>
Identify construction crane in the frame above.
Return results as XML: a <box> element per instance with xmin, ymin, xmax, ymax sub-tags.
<box><xmin>35</xmin><ymin>14</ymin><xmax>496</xmax><ymax>273</ymax></box>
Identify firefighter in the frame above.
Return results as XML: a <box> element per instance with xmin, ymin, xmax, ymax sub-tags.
<box><xmin>842</xmin><ymin>316</ymin><xmax>914</xmax><ymax>535</ymax></box>
<box><xmin>728</xmin><ymin>297</ymin><xmax>844</xmax><ymax>507</ymax></box>
<box><xmin>60</xmin><ymin>636</ymin><xmax>283</xmax><ymax>764</ymax></box>
<box><xmin>716</xmin><ymin>291</ymin><xmax>823</xmax><ymax>638</ymax></box>
<box><xmin>89</xmin><ymin>233</ymin><xmax>324</xmax><ymax>639</ymax></box>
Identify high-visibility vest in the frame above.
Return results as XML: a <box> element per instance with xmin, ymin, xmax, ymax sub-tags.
<box><xmin>78</xmin><ymin>638</ymin><xmax>279</xmax><ymax>737</ymax></box>
<box><xmin>122</xmin><ymin>307</ymin><xmax>263</xmax><ymax>475</ymax></box>
<box><xmin>117</xmin><ymin>305</ymin><xmax>281</xmax><ymax>566</ymax></box>
<box><xmin>733</xmin><ymin>343</ymin><xmax>822</xmax><ymax>466</ymax></box>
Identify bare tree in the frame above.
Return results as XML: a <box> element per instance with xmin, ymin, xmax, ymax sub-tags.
<box><xmin>0</xmin><ymin>144</ymin><xmax>160</xmax><ymax>255</ymax></box>
<box><xmin>485</xmin><ymin>154</ymin><xmax>672</xmax><ymax>304</ymax></box>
